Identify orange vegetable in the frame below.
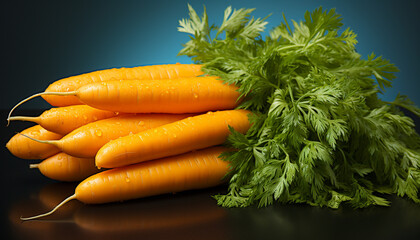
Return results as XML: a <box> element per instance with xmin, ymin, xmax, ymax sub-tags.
<box><xmin>30</xmin><ymin>152</ymin><xmax>101</xmax><ymax>182</ymax></box>
<box><xmin>96</xmin><ymin>109</ymin><xmax>251</xmax><ymax>168</ymax></box>
<box><xmin>21</xmin><ymin>146</ymin><xmax>230</xmax><ymax>220</ymax></box>
<box><xmin>42</xmin><ymin>63</ymin><xmax>203</xmax><ymax>106</ymax></box>
<box><xmin>24</xmin><ymin>114</ymin><xmax>191</xmax><ymax>158</ymax></box>
<box><xmin>8</xmin><ymin>105</ymin><xmax>119</xmax><ymax>135</ymax></box>
<box><xmin>6</xmin><ymin>125</ymin><xmax>62</xmax><ymax>159</ymax></box>
<box><xmin>73</xmin><ymin>77</ymin><xmax>240</xmax><ymax>113</ymax></box>
<box><xmin>8</xmin><ymin>76</ymin><xmax>240</xmax><ymax>117</ymax></box>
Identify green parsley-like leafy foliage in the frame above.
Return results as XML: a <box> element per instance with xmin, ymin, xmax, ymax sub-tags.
<box><xmin>178</xmin><ymin>5</ymin><xmax>420</xmax><ymax>208</ymax></box>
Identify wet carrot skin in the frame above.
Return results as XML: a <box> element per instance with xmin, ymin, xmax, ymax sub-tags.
<box><xmin>36</xmin><ymin>152</ymin><xmax>100</xmax><ymax>182</ymax></box>
<box><xmin>95</xmin><ymin>110</ymin><xmax>251</xmax><ymax>168</ymax></box>
<box><xmin>76</xmin><ymin>147</ymin><xmax>229</xmax><ymax>204</ymax></box>
<box><xmin>53</xmin><ymin>113</ymin><xmax>192</xmax><ymax>158</ymax></box>
<box><xmin>75</xmin><ymin>77</ymin><xmax>240</xmax><ymax>114</ymax></box>
<box><xmin>9</xmin><ymin>105</ymin><xmax>119</xmax><ymax>135</ymax></box>
<box><xmin>35</xmin><ymin>105</ymin><xmax>119</xmax><ymax>135</ymax></box>
<box><xmin>42</xmin><ymin>64</ymin><xmax>203</xmax><ymax>106</ymax></box>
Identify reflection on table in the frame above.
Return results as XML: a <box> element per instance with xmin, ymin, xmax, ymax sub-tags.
<box><xmin>9</xmin><ymin>182</ymin><xmax>231</xmax><ymax>240</ymax></box>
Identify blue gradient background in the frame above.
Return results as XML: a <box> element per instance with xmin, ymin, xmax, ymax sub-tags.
<box><xmin>2</xmin><ymin>0</ymin><xmax>419</xmax><ymax>109</ymax></box>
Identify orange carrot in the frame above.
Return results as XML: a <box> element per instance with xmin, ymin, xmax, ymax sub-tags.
<box><xmin>30</xmin><ymin>152</ymin><xmax>101</xmax><ymax>182</ymax></box>
<box><xmin>21</xmin><ymin>146</ymin><xmax>230</xmax><ymax>220</ymax></box>
<box><xmin>8</xmin><ymin>76</ymin><xmax>240</xmax><ymax>117</ymax></box>
<box><xmin>6</xmin><ymin>125</ymin><xmax>62</xmax><ymax>159</ymax></box>
<box><xmin>8</xmin><ymin>105</ymin><xmax>119</xmax><ymax>135</ymax></box>
<box><xmin>76</xmin><ymin>77</ymin><xmax>240</xmax><ymax>113</ymax></box>
<box><xmin>23</xmin><ymin>114</ymin><xmax>191</xmax><ymax>158</ymax></box>
<box><xmin>96</xmin><ymin>109</ymin><xmax>251</xmax><ymax>168</ymax></box>
<box><xmin>42</xmin><ymin>63</ymin><xmax>203</xmax><ymax>106</ymax></box>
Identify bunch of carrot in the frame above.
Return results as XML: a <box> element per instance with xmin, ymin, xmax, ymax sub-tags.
<box><xmin>6</xmin><ymin>63</ymin><xmax>252</xmax><ymax>220</ymax></box>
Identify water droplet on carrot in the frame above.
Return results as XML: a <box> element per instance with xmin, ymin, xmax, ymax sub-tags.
<box><xmin>173</xmin><ymin>134</ymin><xmax>177</xmax><ymax>138</ymax></box>
<box><xmin>95</xmin><ymin>130</ymin><xmax>103</xmax><ymax>137</ymax></box>
<box><xmin>193</xmin><ymin>93</ymin><xmax>198</xmax><ymax>99</ymax></box>
<box><xmin>32</xmin><ymin>130</ymin><xmax>40</xmax><ymax>136</ymax></box>
<box><xmin>138</xmin><ymin>121</ymin><xmax>144</xmax><ymax>126</ymax></box>
<box><xmin>125</xmin><ymin>177</ymin><xmax>130</xmax><ymax>183</ymax></box>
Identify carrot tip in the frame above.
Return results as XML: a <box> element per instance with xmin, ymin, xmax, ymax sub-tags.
<box><xmin>29</xmin><ymin>164</ymin><xmax>39</xmax><ymax>169</ymax></box>
<box><xmin>8</xmin><ymin>91</ymin><xmax>77</xmax><ymax>124</ymax></box>
<box><xmin>8</xmin><ymin>92</ymin><xmax>45</xmax><ymax>123</ymax></box>
<box><xmin>20</xmin><ymin>194</ymin><xmax>76</xmax><ymax>221</ymax></box>
<box><xmin>8</xmin><ymin>116</ymin><xmax>38</xmax><ymax>124</ymax></box>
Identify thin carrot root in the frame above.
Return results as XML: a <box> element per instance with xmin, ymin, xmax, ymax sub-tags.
<box><xmin>7</xmin><ymin>91</ymin><xmax>77</xmax><ymax>125</ymax></box>
<box><xmin>20</xmin><ymin>194</ymin><xmax>77</xmax><ymax>221</ymax></box>
<box><xmin>17</xmin><ymin>133</ymin><xmax>58</xmax><ymax>147</ymax></box>
<box><xmin>29</xmin><ymin>164</ymin><xmax>39</xmax><ymax>169</ymax></box>
<box><xmin>7</xmin><ymin>116</ymin><xmax>39</xmax><ymax>123</ymax></box>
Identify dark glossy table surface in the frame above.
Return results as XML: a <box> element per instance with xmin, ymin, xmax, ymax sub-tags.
<box><xmin>1</xmin><ymin>109</ymin><xmax>420</xmax><ymax>240</ymax></box>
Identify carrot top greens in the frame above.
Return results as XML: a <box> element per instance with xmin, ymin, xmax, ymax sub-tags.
<box><xmin>178</xmin><ymin>5</ymin><xmax>420</xmax><ymax>208</ymax></box>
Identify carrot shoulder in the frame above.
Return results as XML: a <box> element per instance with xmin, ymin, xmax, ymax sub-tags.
<box><xmin>43</xmin><ymin>63</ymin><xmax>203</xmax><ymax>106</ymax></box>
<box><xmin>96</xmin><ymin>109</ymin><xmax>251</xmax><ymax>168</ymax></box>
